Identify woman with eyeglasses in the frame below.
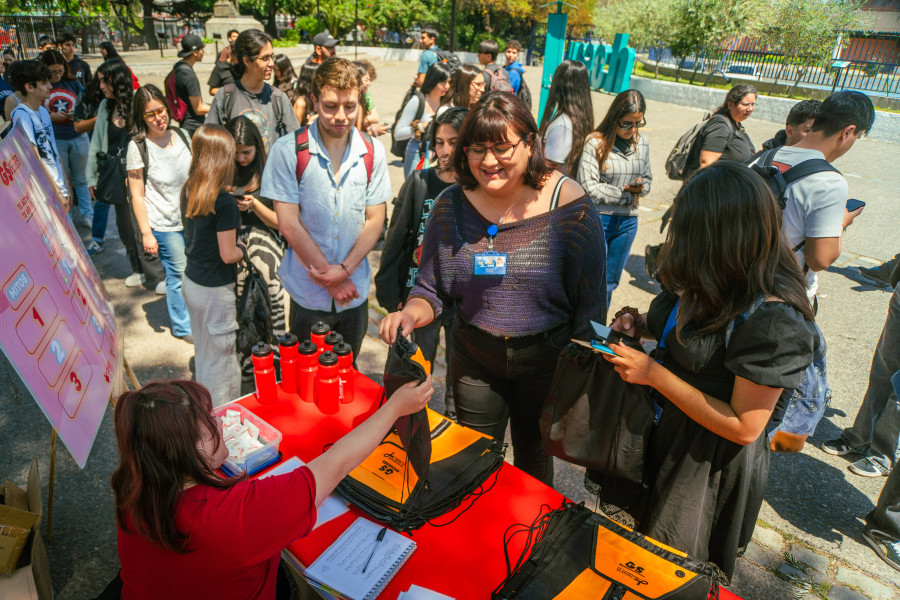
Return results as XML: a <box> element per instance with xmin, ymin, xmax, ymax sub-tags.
<box><xmin>539</xmin><ymin>59</ymin><xmax>593</xmax><ymax>175</ymax></box>
<box><xmin>578</xmin><ymin>89</ymin><xmax>652</xmax><ymax>305</ymax></box>
<box><xmin>205</xmin><ymin>29</ymin><xmax>300</xmax><ymax>150</ymax></box>
<box><xmin>379</xmin><ymin>92</ymin><xmax>607</xmax><ymax>485</ymax></box>
<box><xmin>682</xmin><ymin>84</ymin><xmax>757</xmax><ymax>178</ymax></box>
<box><xmin>439</xmin><ymin>63</ymin><xmax>485</xmax><ymax>111</ymax></box>
<box><xmin>395</xmin><ymin>62</ymin><xmax>452</xmax><ymax>176</ymax></box>
<box><xmin>126</xmin><ymin>85</ymin><xmax>193</xmax><ymax>343</ymax></box>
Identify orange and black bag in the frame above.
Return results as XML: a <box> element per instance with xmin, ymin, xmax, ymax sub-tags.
<box><xmin>493</xmin><ymin>501</ymin><xmax>719</xmax><ymax>600</ymax></box>
<box><xmin>335</xmin><ymin>408</ymin><xmax>506</xmax><ymax>532</ymax></box>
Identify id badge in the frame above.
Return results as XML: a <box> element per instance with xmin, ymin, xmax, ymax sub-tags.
<box><xmin>473</xmin><ymin>252</ymin><xmax>507</xmax><ymax>276</ymax></box>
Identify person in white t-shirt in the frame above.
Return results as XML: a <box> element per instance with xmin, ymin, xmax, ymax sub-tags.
<box><xmin>753</xmin><ymin>91</ymin><xmax>874</xmax><ymax>304</ymax></box>
<box><xmin>8</xmin><ymin>60</ymin><xmax>70</xmax><ymax>209</ymax></box>
<box><xmin>126</xmin><ymin>85</ymin><xmax>194</xmax><ymax>343</ymax></box>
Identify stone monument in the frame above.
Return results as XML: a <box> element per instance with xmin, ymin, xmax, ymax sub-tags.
<box><xmin>205</xmin><ymin>0</ymin><xmax>263</xmax><ymax>42</ymax></box>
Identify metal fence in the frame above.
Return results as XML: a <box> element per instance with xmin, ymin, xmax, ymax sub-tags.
<box><xmin>0</xmin><ymin>16</ymin><xmax>111</xmax><ymax>59</ymax></box>
<box><xmin>646</xmin><ymin>33</ymin><xmax>900</xmax><ymax>97</ymax></box>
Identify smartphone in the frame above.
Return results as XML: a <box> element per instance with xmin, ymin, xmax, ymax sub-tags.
<box><xmin>232</xmin><ymin>186</ymin><xmax>246</xmax><ymax>197</ymax></box>
<box><xmin>846</xmin><ymin>198</ymin><xmax>866</xmax><ymax>212</ymax></box>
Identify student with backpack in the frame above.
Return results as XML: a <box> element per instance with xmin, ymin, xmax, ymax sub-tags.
<box><xmin>181</xmin><ymin>124</ymin><xmax>245</xmax><ymax>407</ymax></box>
<box><xmin>262</xmin><ymin>58</ymin><xmax>391</xmax><ymax>361</ymax></box>
<box><xmin>206</xmin><ymin>29</ymin><xmax>299</xmax><ymax>151</ymax></box>
<box><xmin>126</xmin><ymin>84</ymin><xmax>193</xmax><ymax>343</ymax></box>
<box><xmin>476</xmin><ymin>39</ymin><xmax>512</xmax><ymax>93</ymax></box>
<box><xmin>414</xmin><ymin>28</ymin><xmax>442</xmax><ymax>87</ymax></box>
<box><xmin>504</xmin><ymin>40</ymin><xmax>526</xmax><ymax>95</ymax></box>
<box><xmin>393</xmin><ymin>62</ymin><xmax>452</xmax><ymax>176</ymax></box>
<box><xmin>166</xmin><ymin>34</ymin><xmax>209</xmax><ymax>136</ymax></box>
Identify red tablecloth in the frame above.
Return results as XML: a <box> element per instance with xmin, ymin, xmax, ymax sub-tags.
<box><xmin>237</xmin><ymin>376</ymin><xmax>743</xmax><ymax>600</ymax></box>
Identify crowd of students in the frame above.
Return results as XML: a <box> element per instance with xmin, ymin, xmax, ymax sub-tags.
<box><xmin>3</xmin><ymin>29</ymin><xmax>899</xmax><ymax>596</ymax></box>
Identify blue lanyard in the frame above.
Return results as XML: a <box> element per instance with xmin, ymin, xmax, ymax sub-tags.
<box><xmin>656</xmin><ymin>300</ymin><xmax>679</xmax><ymax>360</ymax></box>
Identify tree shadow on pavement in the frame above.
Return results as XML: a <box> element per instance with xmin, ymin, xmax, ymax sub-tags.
<box><xmin>623</xmin><ymin>253</ymin><xmax>662</xmax><ymax>296</ymax></box>
<box><xmin>767</xmin><ymin>449</ymin><xmax>873</xmax><ymax>544</ymax></box>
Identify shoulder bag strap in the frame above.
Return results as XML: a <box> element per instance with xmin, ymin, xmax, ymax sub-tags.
<box><xmin>725</xmin><ymin>294</ymin><xmax>767</xmax><ymax>347</ymax></box>
<box><xmin>549</xmin><ymin>175</ymin><xmax>567</xmax><ymax>210</ymax></box>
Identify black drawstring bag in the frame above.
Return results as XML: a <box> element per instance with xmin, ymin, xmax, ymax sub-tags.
<box><xmin>493</xmin><ymin>501</ymin><xmax>719</xmax><ymax>600</ymax></box>
<box><xmin>94</xmin><ymin>149</ymin><xmax>127</xmax><ymax>204</ymax></box>
<box><xmin>235</xmin><ymin>246</ymin><xmax>273</xmax><ymax>357</ymax></box>
<box><xmin>383</xmin><ymin>327</ymin><xmax>431</xmax><ymax>480</ymax></box>
<box><xmin>539</xmin><ymin>342</ymin><xmax>655</xmax><ymax>485</ymax></box>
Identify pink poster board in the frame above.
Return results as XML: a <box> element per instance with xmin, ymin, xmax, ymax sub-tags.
<box><xmin>0</xmin><ymin>123</ymin><xmax>120</xmax><ymax>468</ymax></box>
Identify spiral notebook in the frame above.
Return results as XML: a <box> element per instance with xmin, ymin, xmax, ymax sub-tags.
<box><xmin>304</xmin><ymin>517</ymin><xmax>416</xmax><ymax>600</ymax></box>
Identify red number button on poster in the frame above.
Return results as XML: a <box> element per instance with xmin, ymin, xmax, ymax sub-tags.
<box><xmin>38</xmin><ymin>321</ymin><xmax>75</xmax><ymax>387</ymax></box>
<box><xmin>16</xmin><ymin>288</ymin><xmax>58</xmax><ymax>353</ymax></box>
<box><xmin>58</xmin><ymin>350</ymin><xmax>92</xmax><ymax>418</ymax></box>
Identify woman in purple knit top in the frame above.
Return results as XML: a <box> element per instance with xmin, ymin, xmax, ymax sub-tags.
<box><xmin>379</xmin><ymin>92</ymin><xmax>607</xmax><ymax>485</ymax></box>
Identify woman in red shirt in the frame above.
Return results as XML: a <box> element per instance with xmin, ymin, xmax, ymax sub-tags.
<box><xmin>111</xmin><ymin>378</ymin><xmax>432</xmax><ymax>598</ymax></box>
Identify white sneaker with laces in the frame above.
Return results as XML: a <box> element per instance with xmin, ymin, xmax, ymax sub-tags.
<box><xmin>124</xmin><ymin>273</ymin><xmax>145</xmax><ymax>288</ymax></box>
<box><xmin>155</xmin><ymin>280</ymin><xmax>166</xmax><ymax>295</ymax></box>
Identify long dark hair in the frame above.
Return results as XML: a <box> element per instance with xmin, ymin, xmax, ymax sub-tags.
<box><xmin>99</xmin><ymin>59</ymin><xmax>134</xmax><ymax>126</ymax></box>
<box><xmin>99</xmin><ymin>41</ymin><xmax>121</xmax><ymax>61</ymax></box>
<box><xmin>421</xmin><ymin>62</ymin><xmax>452</xmax><ymax>95</ymax></box>
<box><xmin>539</xmin><ymin>59</ymin><xmax>594</xmax><ymax>174</ymax></box>
<box><xmin>588</xmin><ymin>89</ymin><xmax>646</xmax><ymax>172</ymax></box>
<box><xmin>453</xmin><ymin>91</ymin><xmax>549</xmax><ymax>190</ymax></box>
<box><xmin>39</xmin><ymin>49</ymin><xmax>75</xmax><ymax>82</ymax></box>
<box><xmin>294</xmin><ymin>62</ymin><xmax>319</xmax><ymax>126</ymax></box>
<box><xmin>131</xmin><ymin>84</ymin><xmax>169</xmax><ymax>141</ymax></box>
<box><xmin>441</xmin><ymin>63</ymin><xmax>482</xmax><ymax>108</ymax></box>
<box><xmin>226</xmin><ymin>115</ymin><xmax>266</xmax><ymax>191</ymax></box>
<box><xmin>274</xmin><ymin>53</ymin><xmax>296</xmax><ymax>101</ymax></box>
<box><xmin>111</xmin><ymin>381</ymin><xmax>245</xmax><ymax>552</ymax></box>
<box><xmin>233</xmin><ymin>29</ymin><xmax>273</xmax><ymax>78</ymax></box>
<box><xmin>713</xmin><ymin>84</ymin><xmax>757</xmax><ymax>120</ymax></box>
<box><xmin>657</xmin><ymin>161</ymin><xmax>814</xmax><ymax>337</ymax></box>
<box><xmin>429</xmin><ymin>106</ymin><xmax>468</xmax><ymax>151</ymax></box>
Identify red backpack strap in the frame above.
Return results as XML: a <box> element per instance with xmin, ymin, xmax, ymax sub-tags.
<box><xmin>295</xmin><ymin>126</ymin><xmax>310</xmax><ymax>183</ymax></box>
<box><xmin>360</xmin><ymin>130</ymin><xmax>374</xmax><ymax>186</ymax></box>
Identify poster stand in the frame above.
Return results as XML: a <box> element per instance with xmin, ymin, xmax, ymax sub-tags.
<box><xmin>45</xmin><ymin>356</ymin><xmax>142</xmax><ymax>541</ymax></box>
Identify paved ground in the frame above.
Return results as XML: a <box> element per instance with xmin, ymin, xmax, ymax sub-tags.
<box><xmin>1</xmin><ymin>49</ymin><xmax>898</xmax><ymax>598</ymax></box>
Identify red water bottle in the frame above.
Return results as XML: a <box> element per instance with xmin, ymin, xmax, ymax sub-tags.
<box><xmin>316</xmin><ymin>351</ymin><xmax>340</xmax><ymax>414</ymax></box>
<box><xmin>324</xmin><ymin>331</ymin><xmax>343</xmax><ymax>353</ymax></box>
<box><xmin>310</xmin><ymin>321</ymin><xmax>330</xmax><ymax>356</ymax></box>
<box><xmin>251</xmin><ymin>342</ymin><xmax>277</xmax><ymax>404</ymax></box>
<box><xmin>278</xmin><ymin>333</ymin><xmax>299</xmax><ymax>395</ymax></box>
<box><xmin>297</xmin><ymin>340</ymin><xmax>318</xmax><ymax>402</ymax></box>
<box><xmin>333</xmin><ymin>341</ymin><xmax>354</xmax><ymax>404</ymax></box>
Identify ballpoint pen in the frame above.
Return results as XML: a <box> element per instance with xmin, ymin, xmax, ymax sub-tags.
<box><xmin>361</xmin><ymin>527</ymin><xmax>387</xmax><ymax>573</ymax></box>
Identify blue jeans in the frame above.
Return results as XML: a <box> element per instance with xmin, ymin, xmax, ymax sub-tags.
<box><xmin>844</xmin><ymin>284</ymin><xmax>900</xmax><ymax>471</ymax></box>
<box><xmin>403</xmin><ymin>138</ymin><xmax>421</xmax><ymax>177</ymax></box>
<box><xmin>56</xmin><ymin>134</ymin><xmax>92</xmax><ymax>223</ymax></box>
<box><xmin>92</xmin><ymin>200</ymin><xmax>109</xmax><ymax>243</ymax></box>
<box><xmin>153</xmin><ymin>230</ymin><xmax>192</xmax><ymax>337</ymax></box>
<box><xmin>599</xmin><ymin>213</ymin><xmax>638</xmax><ymax>305</ymax></box>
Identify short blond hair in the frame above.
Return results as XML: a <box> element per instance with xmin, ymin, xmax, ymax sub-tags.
<box><xmin>312</xmin><ymin>57</ymin><xmax>360</xmax><ymax>97</ymax></box>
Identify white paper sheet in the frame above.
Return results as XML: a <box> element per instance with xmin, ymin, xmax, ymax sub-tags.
<box><xmin>260</xmin><ymin>455</ymin><xmax>349</xmax><ymax>529</ymax></box>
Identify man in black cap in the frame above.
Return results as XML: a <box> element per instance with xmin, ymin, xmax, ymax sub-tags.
<box><xmin>171</xmin><ymin>33</ymin><xmax>209</xmax><ymax>134</ymax></box>
<box><xmin>306</xmin><ymin>31</ymin><xmax>338</xmax><ymax>65</ymax></box>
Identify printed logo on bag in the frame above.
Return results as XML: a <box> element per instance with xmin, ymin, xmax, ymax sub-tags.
<box><xmin>1</xmin><ymin>154</ymin><xmax>22</xmax><ymax>186</ymax></box>
<box><xmin>616</xmin><ymin>560</ymin><xmax>649</xmax><ymax>586</ymax></box>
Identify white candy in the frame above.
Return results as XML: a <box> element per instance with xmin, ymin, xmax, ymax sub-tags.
<box><xmin>220</xmin><ymin>412</ymin><xmax>266</xmax><ymax>464</ymax></box>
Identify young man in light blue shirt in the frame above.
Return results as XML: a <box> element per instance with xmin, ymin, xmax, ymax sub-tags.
<box><xmin>414</xmin><ymin>28</ymin><xmax>440</xmax><ymax>88</ymax></box>
<box><xmin>262</xmin><ymin>58</ymin><xmax>391</xmax><ymax>360</ymax></box>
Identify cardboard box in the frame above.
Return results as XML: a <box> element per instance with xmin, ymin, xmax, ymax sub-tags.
<box><xmin>0</xmin><ymin>459</ymin><xmax>52</xmax><ymax>600</ymax></box>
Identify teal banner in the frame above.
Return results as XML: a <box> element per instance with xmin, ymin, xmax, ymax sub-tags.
<box><xmin>567</xmin><ymin>33</ymin><xmax>635</xmax><ymax>95</ymax></box>
<box><xmin>538</xmin><ymin>11</ymin><xmax>568</xmax><ymax>121</ymax></box>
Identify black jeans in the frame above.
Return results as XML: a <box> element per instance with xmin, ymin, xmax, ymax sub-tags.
<box><xmin>289</xmin><ymin>298</ymin><xmax>369</xmax><ymax>363</ymax></box>
<box><xmin>413</xmin><ymin>311</ymin><xmax>455</xmax><ymax>415</ymax></box>
<box><xmin>450</xmin><ymin>316</ymin><xmax>569</xmax><ymax>486</ymax></box>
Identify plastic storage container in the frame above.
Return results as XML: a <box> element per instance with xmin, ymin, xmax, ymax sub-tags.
<box><xmin>213</xmin><ymin>403</ymin><xmax>282</xmax><ymax>476</ymax></box>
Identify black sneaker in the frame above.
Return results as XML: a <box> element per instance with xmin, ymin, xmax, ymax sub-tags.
<box><xmin>848</xmin><ymin>457</ymin><xmax>890</xmax><ymax>477</ymax></box>
<box><xmin>861</xmin><ymin>530</ymin><xmax>900</xmax><ymax>572</ymax></box>
<box><xmin>821</xmin><ymin>436</ymin><xmax>854</xmax><ymax>456</ymax></box>
<box><xmin>858</xmin><ymin>265</ymin><xmax>892</xmax><ymax>288</ymax></box>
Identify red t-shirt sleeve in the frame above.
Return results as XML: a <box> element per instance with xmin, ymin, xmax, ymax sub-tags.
<box><xmin>229</xmin><ymin>465</ymin><xmax>318</xmax><ymax>568</ymax></box>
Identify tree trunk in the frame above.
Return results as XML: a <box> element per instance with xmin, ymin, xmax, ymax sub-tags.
<box><xmin>789</xmin><ymin>67</ymin><xmax>806</xmax><ymax>98</ymax></box>
<box><xmin>143</xmin><ymin>0</ymin><xmax>158</xmax><ymax>50</ymax></box>
<box><xmin>654</xmin><ymin>45</ymin><xmax>662</xmax><ymax>77</ymax></box>
<box><xmin>688</xmin><ymin>54</ymin><xmax>701</xmax><ymax>84</ymax></box>
<box><xmin>267</xmin><ymin>0</ymin><xmax>278</xmax><ymax>37</ymax></box>
<box><xmin>676</xmin><ymin>56</ymin><xmax>685</xmax><ymax>82</ymax></box>
<box><xmin>768</xmin><ymin>63</ymin><xmax>785</xmax><ymax>96</ymax></box>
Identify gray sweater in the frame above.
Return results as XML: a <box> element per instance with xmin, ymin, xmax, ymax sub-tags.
<box><xmin>577</xmin><ymin>134</ymin><xmax>652</xmax><ymax>217</ymax></box>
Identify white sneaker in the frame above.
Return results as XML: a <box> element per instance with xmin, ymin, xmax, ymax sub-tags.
<box><xmin>124</xmin><ymin>273</ymin><xmax>145</xmax><ymax>288</ymax></box>
<box><xmin>155</xmin><ymin>280</ymin><xmax>166</xmax><ymax>295</ymax></box>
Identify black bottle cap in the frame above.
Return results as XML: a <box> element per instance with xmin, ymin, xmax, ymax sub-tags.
<box><xmin>324</xmin><ymin>331</ymin><xmax>343</xmax><ymax>345</ymax></box>
<box><xmin>251</xmin><ymin>342</ymin><xmax>271</xmax><ymax>358</ymax></box>
<box><xmin>279</xmin><ymin>333</ymin><xmax>298</xmax><ymax>348</ymax></box>
<box><xmin>299</xmin><ymin>340</ymin><xmax>318</xmax><ymax>355</ymax></box>
<box><xmin>332</xmin><ymin>341</ymin><xmax>352</xmax><ymax>356</ymax></box>
<box><xmin>311</xmin><ymin>321</ymin><xmax>331</xmax><ymax>335</ymax></box>
<box><xmin>318</xmin><ymin>350</ymin><xmax>338</xmax><ymax>366</ymax></box>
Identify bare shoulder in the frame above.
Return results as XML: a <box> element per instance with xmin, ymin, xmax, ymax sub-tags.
<box><xmin>554</xmin><ymin>173</ymin><xmax>588</xmax><ymax>207</ymax></box>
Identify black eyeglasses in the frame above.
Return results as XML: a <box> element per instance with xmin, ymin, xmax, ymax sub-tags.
<box><xmin>618</xmin><ymin>119</ymin><xmax>646</xmax><ymax>130</ymax></box>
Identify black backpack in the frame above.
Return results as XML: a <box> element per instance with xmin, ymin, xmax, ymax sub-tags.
<box><xmin>390</xmin><ymin>87</ymin><xmax>425</xmax><ymax>158</ymax></box>
<box><xmin>434</xmin><ymin>49</ymin><xmax>461</xmax><ymax>73</ymax></box>
<box><xmin>235</xmin><ymin>246</ymin><xmax>273</xmax><ymax>356</ymax></box>
<box><xmin>507</xmin><ymin>64</ymin><xmax>532</xmax><ymax>110</ymax></box>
